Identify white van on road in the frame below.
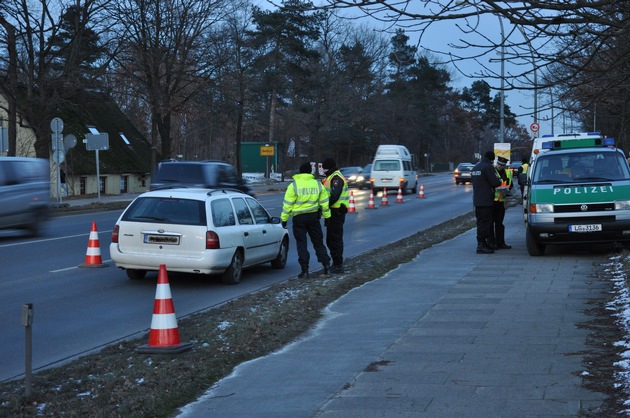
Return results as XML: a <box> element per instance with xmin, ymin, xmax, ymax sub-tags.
<box><xmin>370</xmin><ymin>145</ymin><xmax>417</xmax><ymax>195</ymax></box>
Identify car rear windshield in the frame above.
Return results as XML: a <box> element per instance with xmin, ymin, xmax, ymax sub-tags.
<box><xmin>122</xmin><ymin>197</ymin><xmax>206</xmax><ymax>226</ymax></box>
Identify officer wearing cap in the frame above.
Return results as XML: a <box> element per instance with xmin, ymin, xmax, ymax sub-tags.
<box><xmin>472</xmin><ymin>151</ymin><xmax>502</xmax><ymax>254</ymax></box>
<box><xmin>281</xmin><ymin>162</ymin><xmax>332</xmax><ymax>278</ymax></box>
<box><xmin>488</xmin><ymin>156</ymin><xmax>513</xmax><ymax>250</ymax></box>
<box><xmin>321</xmin><ymin>158</ymin><xmax>349</xmax><ymax>274</ymax></box>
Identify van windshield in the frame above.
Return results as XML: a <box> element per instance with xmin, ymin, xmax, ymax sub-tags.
<box><xmin>532</xmin><ymin>151</ymin><xmax>630</xmax><ymax>184</ymax></box>
<box><xmin>373</xmin><ymin>160</ymin><xmax>401</xmax><ymax>171</ymax></box>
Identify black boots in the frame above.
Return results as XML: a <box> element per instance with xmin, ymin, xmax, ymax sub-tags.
<box><xmin>321</xmin><ymin>264</ymin><xmax>331</xmax><ymax>277</ymax></box>
<box><xmin>476</xmin><ymin>245</ymin><xmax>494</xmax><ymax>254</ymax></box>
<box><xmin>298</xmin><ymin>267</ymin><xmax>309</xmax><ymax>279</ymax></box>
<box><xmin>330</xmin><ymin>264</ymin><xmax>344</xmax><ymax>274</ymax></box>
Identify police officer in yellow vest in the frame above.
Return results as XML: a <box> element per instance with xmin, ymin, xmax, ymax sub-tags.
<box><xmin>321</xmin><ymin>158</ymin><xmax>349</xmax><ymax>274</ymax></box>
<box><xmin>489</xmin><ymin>156</ymin><xmax>513</xmax><ymax>250</ymax></box>
<box><xmin>518</xmin><ymin>156</ymin><xmax>529</xmax><ymax>199</ymax></box>
<box><xmin>281</xmin><ymin>162</ymin><xmax>332</xmax><ymax>279</ymax></box>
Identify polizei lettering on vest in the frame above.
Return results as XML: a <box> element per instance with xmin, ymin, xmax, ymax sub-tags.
<box><xmin>552</xmin><ymin>185</ymin><xmax>614</xmax><ymax>195</ymax></box>
<box><xmin>298</xmin><ymin>187</ymin><xmax>320</xmax><ymax>195</ymax></box>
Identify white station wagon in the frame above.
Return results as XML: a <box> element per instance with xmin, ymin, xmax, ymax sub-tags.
<box><xmin>110</xmin><ymin>188</ymin><xmax>289</xmax><ymax>284</ymax></box>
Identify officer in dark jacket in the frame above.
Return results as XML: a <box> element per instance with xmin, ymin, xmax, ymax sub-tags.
<box><xmin>472</xmin><ymin>151</ymin><xmax>502</xmax><ymax>254</ymax></box>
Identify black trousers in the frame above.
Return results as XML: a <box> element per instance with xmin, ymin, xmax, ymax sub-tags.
<box><xmin>326</xmin><ymin>208</ymin><xmax>346</xmax><ymax>266</ymax></box>
<box><xmin>489</xmin><ymin>200</ymin><xmax>507</xmax><ymax>246</ymax></box>
<box><xmin>291</xmin><ymin>212</ymin><xmax>330</xmax><ymax>269</ymax></box>
<box><xmin>475</xmin><ymin>206</ymin><xmax>494</xmax><ymax>247</ymax></box>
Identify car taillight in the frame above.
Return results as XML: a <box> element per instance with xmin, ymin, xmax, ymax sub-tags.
<box><xmin>206</xmin><ymin>231</ymin><xmax>220</xmax><ymax>249</ymax></box>
<box><xmin>112</xmin><ymin>225</ymin><xmax>119</xmax><ymax>243</ymax></box>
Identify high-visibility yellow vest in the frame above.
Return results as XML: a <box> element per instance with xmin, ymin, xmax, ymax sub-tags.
<box><xmin>281</xmin><ymin>173</ymin><xmax>330</xmax><ymax>222</ymax></box>
<box><xmin>322</xmin><ymin>170</ymin><xmax>349</xmax><ymax>209</ymax></box>
<box><xmin>521</xmin><ymin>163</ymin><xmax>529</xmax><ymax>174</ymax></box>
<box><xmin>494</xmin><ymin>168</ymin><xmax>513</xmax><ymax>202</ymax></box>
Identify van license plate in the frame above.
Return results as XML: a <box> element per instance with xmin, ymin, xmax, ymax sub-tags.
<box><xmin>569</xmin><ymin>224</ymin><xmax>602</xmax><ymax>232</ymax></box>
<box><xmin>144</xmin><ymin>234</ymin><xmax>180</xmax><ymax>245</ymax></box>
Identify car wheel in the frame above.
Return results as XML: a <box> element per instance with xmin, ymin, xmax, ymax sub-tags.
<box><xmin>222</xmin><ymin>250</ymin><xmax>243</xmax><ymax>285</ymax></box>
<box><xmin>271</xmin><ymin>237</ymin><xmax>289</xmax><ymax>269</ymax></box>
<box><xmin>526</xmin><ymin>225</ymin><xmax>545</xmax><ymax>256</ymax></box>
<box><xmin>126</xmin><ymin>269</ymin><xmax>147</xmax><ymax>280</ymax></box>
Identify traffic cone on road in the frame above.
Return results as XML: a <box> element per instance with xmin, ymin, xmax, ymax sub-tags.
<box><xmin>380</xmin><ymin>188</ymin><xmax>389</xmax><ymax>206</ymax></box>
<box><xmin>396</xmin><ymin>186</ymin><xmax>404</xmax><ymax>203</ymax></box>
<box><xmin>348</xmin><ymin>191</ymin><xmax>357</xmax><ymax>213</ymax></box>
<box><xmin>366</xmin><ymin>189</ymin><xmax>377</xmax><ymax>209</ymax></box>
<box><xmin>136</xmin><ymin>265</ymin><xmax>193</xmax><ymax>354</ymax></box>
<box><xmin>79</xmin><ymin>221</ymin><xmax>107</xmax><ymax>268</ymax></box>
<box><xmin>417</xmin><ymin>183</ymin><xmax>426</xmax><ymax>199</ymax></box>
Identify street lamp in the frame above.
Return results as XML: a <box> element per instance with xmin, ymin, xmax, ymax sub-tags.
<box><xmin>498</xmin><ymin>16</ymin><xmax>505</xmax><ymax>143</ymax></box>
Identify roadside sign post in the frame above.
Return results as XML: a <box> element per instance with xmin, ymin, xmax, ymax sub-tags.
<box><xmin>260</xmin><ymin>145</ymin><xmax>274</xmax><ymax>178</ymax></box>
<box><xmin>50</xmin><ymin>118</ymin><xmax>64</xmax><ymax>205</ymax></box>
<box><xmin>21</xmin><ymin>303</ymin><xmax>33</xmax><ymax>397</ymax></box>
<box><xmin>530</xmin><ymin>122</ymin><xmax>540</xmax><ymax>138</ymax></box>
<box><xmin>85</xmin><ymin>133</ymin><xmax>109</xmax><ymax>201</ymax></box>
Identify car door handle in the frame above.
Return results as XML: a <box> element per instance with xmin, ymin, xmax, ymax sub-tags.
<box><xmin>262</xmin><ymin>230</ymin><xmax>267</xmax><ymax>234</ymax></box>
<box><xmin>244</xmin><ymin>232</ymin><xmax>249</xmax><ymax>237</ymax></box>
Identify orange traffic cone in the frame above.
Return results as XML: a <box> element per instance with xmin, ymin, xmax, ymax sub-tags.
<box><xmin>348</xmin><ymin>191</ymin><xmax>357</xmax><ymax>213</ymax></box>
<box><xmin>366</xmin><ymin>189</ymin><xmax>377</xmax><ymax>209</ymax></box>
<box><xmin>380</xmin><ymin>188</ymin><xmax>389</xmax><ymax>206</ymax></box>
<box><xmin>396</xmin><ymin>186</ymin><xmax>404</xmax><ymax>203</ymax></box>
<box><xmin>79</xmin><ymin>221</ymin><xmax>108</xmax><ymax>268</ymax></box>
<box><xmin>136</xmin><ymin>265</ymin><xmax>193</xmax><ymax>354</ymax></box>
<box><xmin>417</xmin><ymin>183</ymin><xmax>425</xmax><ymax>199</ymax></box>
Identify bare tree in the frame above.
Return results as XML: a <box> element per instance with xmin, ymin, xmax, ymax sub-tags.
<box><xmin>299</xmin><ymin>1</ymin><xmax>628</xmax><ymax>92</ymax></box>
<box><xmin>0</xmin><ymin>0</ymin><xmax>115</xmax><ymax>158</ymax></box>
<box><xmin>110</xmin><ymin>0</ymin><xmax>238</xmax><ymax>161</ymax></box>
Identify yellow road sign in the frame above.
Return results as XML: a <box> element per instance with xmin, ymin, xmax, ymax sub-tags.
<box><xmin>260</xmin><ymin>146</ymin><xmax>274</xmax><ymax>156</ymax></box>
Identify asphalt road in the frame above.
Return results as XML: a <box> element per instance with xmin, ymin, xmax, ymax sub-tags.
<box><xmin>0</xmin><ymin>173</ymin><xmax>473</xmax><ymax>382</ymax></box>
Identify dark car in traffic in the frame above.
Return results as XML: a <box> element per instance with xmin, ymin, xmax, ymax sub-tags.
<box><xmin>150</xmin><ymin>160</ymin><xmax>254</xmax><ymax>196</ymax></box>
<box><xmin>453</xmin><ymin>163</ymin><xmax>474</xmax><ymax>185</ymax></box>
<box><xmin>340</xmin><ymin>166</ymin><xmax>367</xmax><ymax>189</ymax></box>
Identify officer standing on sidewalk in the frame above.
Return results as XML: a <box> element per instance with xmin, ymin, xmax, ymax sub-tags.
<box><xmin>321</xmin><ymin>158</ymin><xmax>349</xmax><ymax>274</ymax></box>
<box><xmin>488</xmin><ymin>156</ymin><xmax>513</xmax><ymax>250</ymax></box>
<box><xmin>472</xmin><ymin>151</ymin><xmax>502</xmax><ymax>254</ymax></box>
<box><xmin>281</xmin><ymin>162</ymin><xmax>332</xmax><ymax>279</ymax></box>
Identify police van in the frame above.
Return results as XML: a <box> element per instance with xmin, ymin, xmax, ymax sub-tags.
<box><xmin>370</xmin><ymin>145</ymin><xmax>417</xmax><ymax>195</ymax></box>
<box><xmin>525</xmin><ymin>137</ymin><xmax>630</xmax><ymax>256</ymax></box>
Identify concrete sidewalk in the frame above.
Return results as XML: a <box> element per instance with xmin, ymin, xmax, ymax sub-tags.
<box><xmin>176</xmin><ymin>206</ymin><xmax>608</xmax><ymax>417</ymax></box>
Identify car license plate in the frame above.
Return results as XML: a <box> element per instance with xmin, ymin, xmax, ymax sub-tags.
<box><xmin>144</xmin><ymin>234</ymin><xmax>180</xmax><ymax>245</ymax></box>
<box><xmin>569</xmin><ymin>224</ymin><xmax>602</xmax><ymax>232</ymax></box>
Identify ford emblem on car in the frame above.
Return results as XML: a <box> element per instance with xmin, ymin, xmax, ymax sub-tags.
<box><xmin>580</xmin><ymin>204</ymin><xmax>588</xmax><ymax>212</ymax></box>
<box><xmin>158</xmin><ymin>229</ymin><xmax>165</xmax><ymax>233</ymax></box>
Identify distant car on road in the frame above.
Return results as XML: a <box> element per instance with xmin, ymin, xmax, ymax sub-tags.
<box><xmin>110</xmin><ymin>188</ymin><xmax>289</xmax><ymax>284</ymax></box>
<box><xmin>453</xmin><ymin>163</ymin><xmax>474</xmax><ymax>185</ymax></box>
<box><xmin>340</xmin><ymin>166</ymin><xmax>366</xmax><ymax>189</ymax></box>
<box><xmin>361</xmin><ymin>164</ymin><xmax>372</xmax><ymax>189</ymax></box>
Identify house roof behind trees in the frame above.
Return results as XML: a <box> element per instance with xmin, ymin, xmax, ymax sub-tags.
<box><xmin>61</xmin><ymin>93</ymin><xmax>157</xmax><ymax>176</ymax></box>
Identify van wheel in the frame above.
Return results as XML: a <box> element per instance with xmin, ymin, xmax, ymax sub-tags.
<box><xmin>526</xmin><ymin>225</ymin><xmax>545</xmax><ymax>256</ymax></box>
<box><xmin>271</xmin><ymin>238</ymin><xmax>289</xmax><ymax>269</ymax></box>
<box><xmin>222</xmin><ymin>250</ymin><xmax>243</xmax><ymax>285</ymax></box>
<box><xmin>27</xmin><ymin>208</ymin><xmax>47</xmax><ymax>237</ymax></box>
<box><xmin>126</xmin><ymin>269</ymin><xmax>147</xmax><ymax>280</ymax></box>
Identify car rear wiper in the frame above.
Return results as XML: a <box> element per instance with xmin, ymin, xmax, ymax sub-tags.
<box><xmin>133</xmin><ymin>216</ymin><xmax>167</xmax><ymax>221</ymax></box>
